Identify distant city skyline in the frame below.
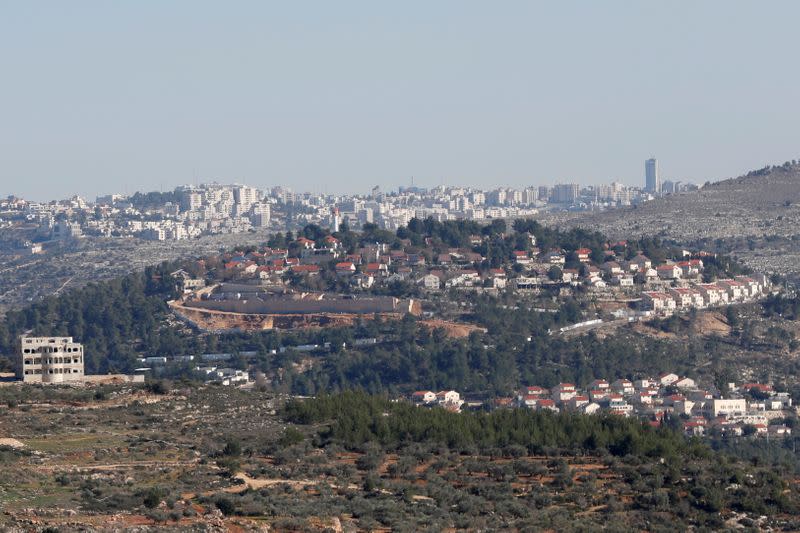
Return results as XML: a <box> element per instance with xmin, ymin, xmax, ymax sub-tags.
<box><xmin>3</xmin><ymin>2</ymin><xmax>800</xmax><ymax>201</ymax></box>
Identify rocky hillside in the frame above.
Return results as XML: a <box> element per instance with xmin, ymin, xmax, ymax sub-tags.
<box><xmin>540</xmin><ymin>162</ymin><xmax>800</xmax><ymax>276</ymax></box>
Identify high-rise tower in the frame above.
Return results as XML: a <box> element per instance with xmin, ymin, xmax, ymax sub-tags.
<box><xmin>645</xmin><ymin>158</ymin><xmax>660</xmax><ymax>194</ymax></box>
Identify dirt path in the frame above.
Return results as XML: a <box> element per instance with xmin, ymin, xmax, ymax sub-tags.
<box><xmin>35</xmin><ymin>459</ymin><xmax>201</xmax><ymax>472</ymax></box>
<box><xmin>218</xmin><ymin>472</ymin><xmax>359</xmax><ymax>495</ymax></box>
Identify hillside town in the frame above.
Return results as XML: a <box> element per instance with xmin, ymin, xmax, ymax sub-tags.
<box><xmin>410</xmin><ymin>376</ymin><xmax>794</xmax><ymax>440</ymax></box>
<box><xmin>173</xmin><ymin>228</ymin><xmax>772</xmax><ymax>323</ymax></box>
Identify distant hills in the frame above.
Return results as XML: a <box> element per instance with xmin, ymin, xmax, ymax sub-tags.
<box><xmin>540</xmin><ymin>162</ymin><xmax>800</xmax><ymax>277</ymax></box>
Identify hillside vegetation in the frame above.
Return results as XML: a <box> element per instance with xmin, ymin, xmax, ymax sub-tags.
<box><xmin>1</xmin><ymin>386</ymin><xmax>798</xmax><ymax>531</ymax></box>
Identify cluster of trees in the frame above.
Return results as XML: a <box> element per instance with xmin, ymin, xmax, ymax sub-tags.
<box><xmin>397</xmin><ymin>218</ymin><xmax>506</xmax><ymax>248</ymax></box>
<box><xmin>283</xmin><ymin>391</ymin><xmax>691</xmax><ymax>457</ymax></box>
<box><xmin>701</xmin><ymin>254</ymin><xmax>751</xmax><ymax>282</ymax></box>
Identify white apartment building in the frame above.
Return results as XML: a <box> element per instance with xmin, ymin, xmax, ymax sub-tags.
<box><xmin>233</xmin><ymin>185</ymin><xmax>258</xmax><ymax>211</ymax></box>
<box><xmin>711</xmin><ymin>399</ymin><xmax>747</xmax><ymax>417</ymax></box>
<box><xmin>20</xmin><ymin>336</ymin><xmax>85</xmax><ymax>383</ymax></box>
<box><xmin>251</xmin><ymin>203</ymin><xmax>271</xmax><ymax>227</ymax></box>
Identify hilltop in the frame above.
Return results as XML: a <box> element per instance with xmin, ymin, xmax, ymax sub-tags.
<box><xmin>539</xmin><ymin>162</ymin><xmax>800</xmax><ymax>276</ymax></box>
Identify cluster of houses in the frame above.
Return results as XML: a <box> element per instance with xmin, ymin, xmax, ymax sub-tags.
<box><xmin>410</xmin><ymin>389</ymin><xmax>465</xmax><ymax>411</ymax></box>
<box><xmin>510</xmin><ymin>374</ymin><xmax>793</xmax><ymax>438</ymax></box>
<box><xmin>641</xmin><ymin>275</ymin><xmax>770</xmax><ymax>315</ymax></box>
<box><xmin>183</xmin><ymin>233</ymin><xmax>770</xmax><ymax>303</ymax></box>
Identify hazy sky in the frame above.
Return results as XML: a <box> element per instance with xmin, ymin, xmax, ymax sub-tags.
<box><xmin>2</xmin><ymin>1</ymin><xmax>800</xmax><ymax>201</ymax></box>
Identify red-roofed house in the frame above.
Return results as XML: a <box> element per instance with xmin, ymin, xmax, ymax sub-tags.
<box><xmin>536</xmin><ymin>399</ymin><xmax>559</xmax><ymax>412</ymax></box>
<box><xmin>741</xmin><ymin>383</ymin><xmax>772</xmax><ymax>394</ymax></box>
<box><xmin>296</xmin><ymin>237</ymin><xmax>316</xmax><ymax>249</ymax></box>
<box><xmin>365</xmin><ymin>262</ymin><xmax>388</xmax><ymax>276</ymax></box>
<box><xmin>552</xmin><ymin>383</ymin><xmax>577</xmax><ymax>402</ymax></box>
<box><xmin>512</xmin><ymin>250</ymin><xmax>531</xmax><ymax>265</ymax></box>
<box><xmin>291</xmin><ymin>264</ymin><xmax>320</xmax><ymax>275</ymax></box>
<box><xmin>589</xmin><ymin>389</ymin><xmax>610</xmax><ymax>402</ymax></box>
<box><xmin>411</xmin><ymin>391</ymin><xmax>436</xmax><ymax>404</ymax></box>
<box><xmin>589</xmin><ymin>379</ymin><xmax>610</xmax><ymax>390</ymax></box>
<box><xmin>656</xmin><ymin>264</ymin><xmax>682</xmax><ymax>280</ymax></box>
<box><xmin>335</xmin><ymin>262</ymin><xmax>356</xmax><ymax>275</ymax></box>
<box><xmin>576</xmin><ymin>248</ymin><xmax>591</xmax><ymax>262</ymax></box>
<box><xmin>323</xmin><ymin>235</ymin><xmax>341</xmax><ymax>249</ymax></box>
<box><xmin>567</xmin><ymin>395</ymin><xmax>590</xmax><ymax>410</ymax></box>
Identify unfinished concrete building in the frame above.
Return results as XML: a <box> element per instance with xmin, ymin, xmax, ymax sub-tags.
<box><xmin>20</xmin><ymin>336</ymin><xmax>85</xmax><ymax>383</ymax></box>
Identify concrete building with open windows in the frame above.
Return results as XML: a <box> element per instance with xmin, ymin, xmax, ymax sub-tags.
<box><xmin>20</xmin><ymin>336</ymin><xmax>85</xmax><ymax>383</ymax></box>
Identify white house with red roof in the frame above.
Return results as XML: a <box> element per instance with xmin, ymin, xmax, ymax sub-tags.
<box><xmin>365</xmin><ymin>262</ymin><xmax>388</xmax><ymax>276</ymax></box>
<box><xmin>668</xmin><ymin>288</ymin><xmax>695</xmax><ymax>309</ymax></box>
<box><xmin>567</xmin><ymin>395</ymin><xmax>590</xmax><ymax>410</ymax></box>
<box><xmin>656</xmin><ymin>264</ymin><xmax>682</xmax><ymax>280</ymax></box>
<box><xmin>611</xmin><ymin>379</ymin><xmax>634</xmax><ymax>395</ymax></box>
<box><xmin>411</xmin><ymin>391</ymin><xmax>436</xmax><ymax>404</ymax></box>
<box><xmin>512</xmin><ymin>250</ymin><xmax>531</xmax><ymax>265</ymax></box>
<box><xmin>335</xmin><ymin>261</ymin><xmax>356</xmax><ymax>275</ymax></box>
<box><xmin>551</xmin><ymin>383</ymin><xmax>577</xmax><ymax>402</ymax></box>
<box><xmin>589</xmin><ymin>389</ymin><xmax>610</xmax><ymax>402</ymax></box>
<box><xmin>717</xmin><ymin>279</ymin><xmax>745</xmax><ymax>301</ymax></box>
<box><xmin>295</xmin><ymin>237</ymin><xmax>315</xmax><ymax>249</ymax></box>
<box><xmin>536</xmin><ymin>399</ymin><xmax>559</xmax><ymax>412</ymax></box>
<box><xmin>734</xmin><ymin>276</ymin><xmax>762</xmax><ymax>298</ymax></box>
<box><xmin>589</xmin><ymin>379</ymin><xmax>609</xmax><ymax>391</ymax></box>
<box><xmin>676</xmin><ymin>259</ymin><xmax>703</xmax><ymax>277</ymax></box>
<box><xmin>696</xmin><ymin>284</ymin><xmax>728</xmax><ymax>306</ymax></box>
<box><xmin>608</xmin><ymin>398</ymin><xmax>633</xmax><ymax>417</ymax></box>
<box><xmin>435</xmin><ymin>390</ymin><xmax>462</xmax><ymax>408</ymax></box>
<box><xmin>658</xmin><ymin>373</ymin><xmax>679</xmax><ymax>386</ymax></box>
<box><xmin>543</xmin><ymin>251</ymin><xmax>565</xmax><ymax>265</ymax></box>
<box><xmin>642</xmin><ymin>292</ymin><xmax>677</xmax><ymax>313</ymax></box>
<box><xmin>323</xmin><ymin>235</ymin><xmax>341</xmax><ymax>249</ymax></box>
<box><xmin>602</xmin><ymin>261</ymin><xmax>623</xmax><ymax>276</ymax></box>
<box><xmin>291</xmin><ymin>264</ymin><xmax>320</xmax><ymax>275</ymax></box>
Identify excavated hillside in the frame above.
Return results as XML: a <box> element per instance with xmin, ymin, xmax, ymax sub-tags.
<box><xmin>540</xmin><ymin>163</ymin><xmax>800</xmax><ymax>276</ymax></box>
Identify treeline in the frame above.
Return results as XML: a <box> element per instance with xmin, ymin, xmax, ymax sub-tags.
<box><xmin>284</xmin><ymin>392</ymin><xmax>690</xmax><ymax>458</ymax></box>
<box><xmin>397</xmin><ymin>218</ymin><xmax>506</xmax><ymax>248</ymax></box>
